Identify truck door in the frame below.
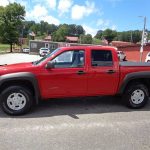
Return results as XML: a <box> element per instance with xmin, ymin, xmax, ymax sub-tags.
<box><xmin>42</xmin><ymin>49</ymin><xmax>88</xmax><ymax>98</ymax></box>
<box><xmin>87</xmin><ymin>49</ymin><xmax>119</xmax><ymax>95</ymax></box>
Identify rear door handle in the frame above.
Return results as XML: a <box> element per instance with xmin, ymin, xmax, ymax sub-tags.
<box><xmin>106</xmin><ymin>70</ymin><xmax>116</xmax><ymax>74</ymax></box>
<box><xmin>77</xmin><ymin>70</ymin><xmax>86</xmax><ymax>75</ymax></box>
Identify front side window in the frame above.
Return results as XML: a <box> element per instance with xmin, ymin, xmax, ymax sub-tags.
<box><xmin>52</xmin><ymin>50</ymin><xmax>85</xmax><ymax>68</ymax></box>
<box><xmin>91</xmin><ymin>50</ymin><xmax>113</xmax><ymax>66</ymax></box>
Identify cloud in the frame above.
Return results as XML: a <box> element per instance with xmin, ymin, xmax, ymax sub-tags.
<box><xmin>96</xmin><ymin>19</ymin><xmax>117</xmax><ymax>30</ymax></box>
<box><xmin>0</xmin><ymin>0</ymin><xmax>15</xmax><ymax>6</ymax></box>
<box><xmin>97</xmin><ymin>19</ymin><xmax>110</xmax><ymax>27</ymax></box>
<box><xmin>16</xmin><ymin>0</ymin><xmax>28</xmax><ymax>8</ymax></box>
<box><xmin>106</xmin><ymin>0</ymin><xmax>122</xmax><ymax>7</ymax></box>
<box><xmin>82</xmin><ymin>24</ymin><xmax>98</xmax><ymax>37</ymax></box>
<box><xmin>41</xmin><ymin>16</ymin><xmax>60</xmax><ymax>25</ymax></box>
<box><xmin>111</xmin><ymin>25</ymin><xmax>117</xmax><ymax>30</ymax></box>
<box><xmin>58</xmin><ymin>0</ymin><xmax>73</xmax><ymax>16</ymax></box>
<box><xmin>0</xmin><ymin>0</ymin><xmax>9</xmax><ymax>6</ymax></box>
<box><xmin>26</xmin><ymin>4</ymin><xmax>48</xmax><ymax>19</ymax></box>
<box><xmin>26</xmin><ymin>4</ymin><xmax>60</xmax><ymax>25</ymax></box>
<box><xmin>108</xmin><ymin>0</ymin><xmax>122</xmax><ymax>2</ymax></box>
<box><xmin>71</xmin><ymin>1</ymin><xmax>96</xmax><ymax>20</ymax></box>
<box><xmin>29</xmin><ymin>0</ymin><xmax>56</xmax><ymax>10</ymax></box>
<box><xmin>46</xmin><ymin>0</ymin><xmax>56</xmax><ymax>10</ymax></box>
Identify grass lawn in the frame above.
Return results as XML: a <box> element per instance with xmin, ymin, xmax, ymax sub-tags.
<box><xmin>0</xmin><ymin>44</ymin><xmax>10</xmax><ymax>53</ymax></box>
<box><xmin>0</xmin><ymin>44</ymin><xmax>29</xmax><ymax>53</ymax></box>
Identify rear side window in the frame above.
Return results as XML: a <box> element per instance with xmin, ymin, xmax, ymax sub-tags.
<box><xmin>91</xmin><ymin>50</ymin><xmax>113</xmax><ymax>66</ymax></box>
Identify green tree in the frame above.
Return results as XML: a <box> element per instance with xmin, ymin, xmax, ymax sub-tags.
<box><xmin>132</xmin><ymin>30</ymin><xmax>141</xmax><ymax>43</ymax></box>
<box><xmin>0</xmin><ymin>3</ymin><xmax>25</xmax><ymax>52</ymax></box>
<box><xmin>95</xmin><ymin>30</ymin><xmax>103</xmax><ymax>39</ymax></box>
<box><xmin>23</xmin><ymin>21</ymin><xmax>35</xmax><ymax>37</ymax></box>
<box><xmin>120</xmin><ymin>32</ymin><xmax>130</xmax><ymax>42</ymax></box>
<box><xmin>68</xmin><ymin>24</ymin><xmax>77</xmax><ymax>36</ymax></box>
<box><xmin>40</xmin><ymin>21</ymin><xmax>49</xmax><ymax>35</ymax></box>
<box><xmin>115</xmin><ymin>30</ymin><xmax>141</xmax><ymax>43</ymax></box>
<box><xmin>102</xmin><ymin>29</ymin><xmax>117</xmax><ymax>45</ymax></box>
<box><xmin>76</xmin><ymin>25</ymin><xmax>85</xmax><ymax>36</ymax></box>
<box><xmin>92</xmin><ymin>38</ymin><xmax>102</xmax><ymax>45</ymax></box>
<box><xmin>47</xmin><ymin>24</ymin><xmax>58</xmax><ymax>35</ymax></box>
<box><xmin>80</xmin><ymin>34</ymin><xmax>92</xmax><ymax>44</ymax></box>
<box><xmin>0</xmin><ymin>2</ymin><xmax>25</xmax><ymax>52</ymax></box>
<box><xmin>52</xmin><ymin>24</ymin><xmax>70</xmax><ymax>42</ymax></box>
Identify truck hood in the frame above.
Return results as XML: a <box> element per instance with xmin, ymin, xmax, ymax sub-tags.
<box><xmin>0</xmin><ymin>62</ymin><xmax>34</xmax><ymax>74</ymax></box>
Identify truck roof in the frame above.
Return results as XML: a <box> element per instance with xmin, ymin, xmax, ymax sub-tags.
<box><xmin>60</xmin><ymin>45</ymin><xmax>117</xmax><ymax>51</ymax></box>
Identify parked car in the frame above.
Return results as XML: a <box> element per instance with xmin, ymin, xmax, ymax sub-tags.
<box><xmin>145</xmin><ymin>52</ymin><xmax>150</xmax><ymax>62</ymax></box>
<box><xmin>39</xmin><ymin>47</ymin><xmax>50</xmax><ymax>57</ymax></box>
<box><xmin>22</xmin><ymin>48</ymin><xmax>29</xmax><ymax>53</ymax></box>
<box><xmin>117</xmin><ymin>50</ymin><xmax>126</xmax><ymax>61</ymax></box>
<box><xmin>1</xmin><ymin>46</ymin><xmax>150</xmax><ymax>115</ymax></box>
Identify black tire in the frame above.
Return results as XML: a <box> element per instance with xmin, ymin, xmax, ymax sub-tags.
<box><xmin>123</xmin><ymin>83</ymin><xmax>149</xmax><ymax>108</ymax></box>
<box><xmin>0</xmin><ymin>86</ymin><xmax>33</xmax><ymax>115</ymax></box>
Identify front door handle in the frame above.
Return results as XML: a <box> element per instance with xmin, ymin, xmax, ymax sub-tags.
<box><xmin>106</xmin><ymin>70</ymin><xmax>116</xmax><ymax>74</ymax></box>
<box><xmin>77</xmin><ymin>70</ymin><xmax>86</xmax><ymax>75</ymax></box>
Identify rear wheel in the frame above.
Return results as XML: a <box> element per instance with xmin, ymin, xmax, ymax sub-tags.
<box><xmin>0</xmin><ymin>86</ymin><xmax>33</xmax><ymax>115</ymax></box>
<box><xmin>123</xmin><ymin>83</ymin><xmax>149</xmax><ymax>108</ymax></box>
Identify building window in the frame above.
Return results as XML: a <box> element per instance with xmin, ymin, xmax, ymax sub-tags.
<box><xmin>91</xmin><ymin>50</ymin><xmax>113</xmax><ymax>66</ymax></box>
<box><xmin>51</xmin><ymin>44</ymin><xmax>56</xmax><ymax>50</ymax></box>
<box><xmin>45</xmin><ymin>43</ymin><xmax>49</xmax><ymax>48</ymax></box>
<box><xmin>31</xmin><ymin>43</ymin><xmax>37</xmax><ymax>48</ymax></box>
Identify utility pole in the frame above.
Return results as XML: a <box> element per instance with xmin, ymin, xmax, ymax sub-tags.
<box><xmin>140</xmin><ymin>16</ymin><xmax>146</xmax><ymax>62</ymax></box>
<box><xmin>130</xmin><ymin>31</ymin><xmax>133</xmax><ymax>43</ymax></box>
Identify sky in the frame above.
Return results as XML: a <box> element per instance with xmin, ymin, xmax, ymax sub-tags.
<box><xmin>0</xmin><ymin>0</ymin><xmax>150</xmax><ymax>36</ymax></box>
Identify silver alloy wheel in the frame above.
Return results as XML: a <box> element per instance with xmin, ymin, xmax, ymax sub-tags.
<box><xmin>131</xmin><ymin>89</ymin><xmax>145</xmax><ymax>104</ymax></box>
<box><xmin>7</xmin><ymin>93</ymin><xmax>26</xmax><ymax>111</ymax></box>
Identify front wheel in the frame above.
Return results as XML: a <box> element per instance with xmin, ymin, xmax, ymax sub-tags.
<box><xmin>0</xmin><ymin>86</ymin><xmax>33</xmax><ymax>115</ymax></box>
<box><xmin>123</xmin><ymin>83</ymin><xmax>149</xmax><ymax>108</ymax></box>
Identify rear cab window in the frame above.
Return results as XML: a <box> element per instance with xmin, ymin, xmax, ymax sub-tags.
<box><xmin>91</xmin><ymin>50</ymin><xmax>113</xmax><ymax>67</ymax></box>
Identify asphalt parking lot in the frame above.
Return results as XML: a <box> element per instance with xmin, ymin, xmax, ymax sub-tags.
<box><xmin>0</xmin><ymin>53</ymin><xmax>150</xmax><ymax>150</ymax></box>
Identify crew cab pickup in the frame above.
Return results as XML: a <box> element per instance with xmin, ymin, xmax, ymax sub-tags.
<box><xmin>0</xmin><ymin>46</ymin><xmax>150</xmax><ymax>115</ymax></box>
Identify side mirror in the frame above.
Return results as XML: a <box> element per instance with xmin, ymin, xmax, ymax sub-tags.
<box><xmin>45</xmin><ymin>61</ymin><xmax>55</xmax><ymax>69</ymax></box>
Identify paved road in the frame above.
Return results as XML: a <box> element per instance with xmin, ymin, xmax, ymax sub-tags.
<box><xmin>0</xmin><ymin>98</ymin><xmax>150</xmax><ymax>150</ymax></box>
<box><xmin>0</xmin><ymin>53</ymin><xmax>150</xmax><ymax>150</ymax></box>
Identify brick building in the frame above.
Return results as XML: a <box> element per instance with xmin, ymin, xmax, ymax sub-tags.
<box><xmin>112</xmin><ymin>41</ymin><xmax>150</xmax><ymax>62</ymax></box>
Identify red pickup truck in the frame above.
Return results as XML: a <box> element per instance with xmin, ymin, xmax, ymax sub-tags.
<box><xmin>0</xmin><ymin>46</ymin><xmax>150</xmax><ymax>115</ymax></box>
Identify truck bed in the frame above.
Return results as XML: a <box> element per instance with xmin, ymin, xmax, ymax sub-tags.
<box><xmin>120</xmin><ymin>61</ymin><xmax>150</xmax><ymax>67</ymax></box>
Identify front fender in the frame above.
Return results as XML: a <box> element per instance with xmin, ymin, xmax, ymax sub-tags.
<box><xmin>0</xmin><ymin>72</ymin><xmax>40</xmax><ymax>104</ymax></box>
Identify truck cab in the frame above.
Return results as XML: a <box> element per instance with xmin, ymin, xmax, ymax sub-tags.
<box><xmin>37</xmin><ymin>46</ymin><xmax>120</xmax><ymax>99</ymax></box>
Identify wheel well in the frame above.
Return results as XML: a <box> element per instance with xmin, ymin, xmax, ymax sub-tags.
<box><xmin>0</xmin><ymin>80</ymin><xmax>35</xmax><ymax>97</ymax></box>
<box><xmin>124</xmin><ymin>78</ymin><xmax>150</xmax><ymax>95</ymax></box>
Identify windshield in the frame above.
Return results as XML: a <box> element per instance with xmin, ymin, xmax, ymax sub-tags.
<box><xmin>34</xmin><ymin>48</ymin><xmax>61</xmax><ymax>65</ymax></box>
